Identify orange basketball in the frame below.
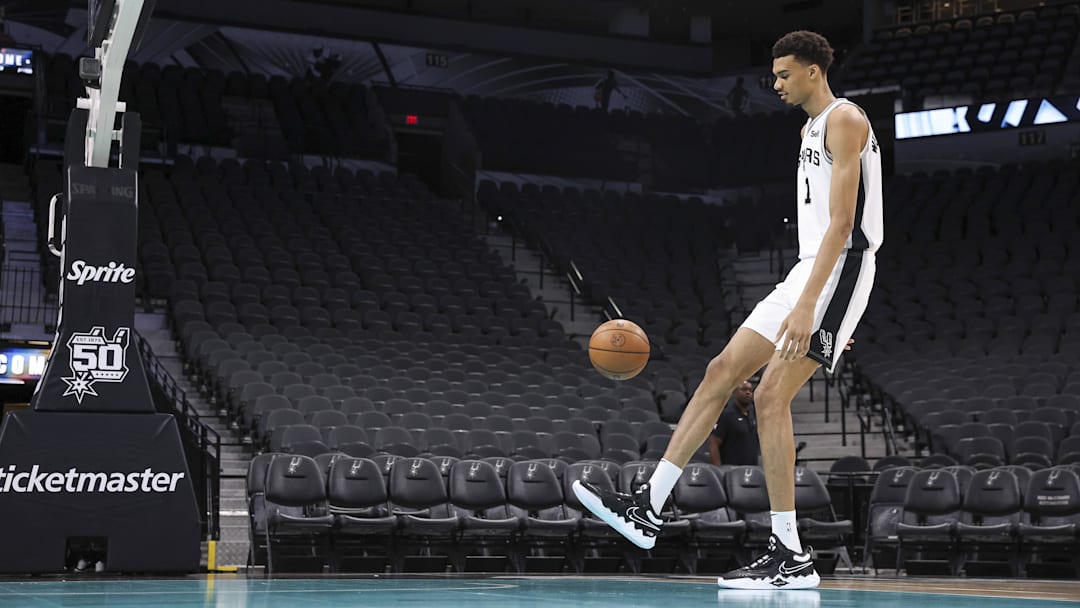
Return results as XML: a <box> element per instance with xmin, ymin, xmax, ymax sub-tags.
<box><xmin>588</xmin><ymin>319</ymin><xmax>650</xmax><ymax>380</ymax></box>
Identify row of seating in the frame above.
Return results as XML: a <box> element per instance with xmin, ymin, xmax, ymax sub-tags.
<box><xmin>918</xmin><ymin>404</ymin><xmax>1080</xmax><ymax>460</ymax></box>
<box><xmin>840</xmin><ymin>4</ymin><xmax>1078</xmax><ymax>104</ymax></box>
<box><xmin>248</xmin><ymin>454</ymin><xmax>849</xmax><ymax>574</ymax></box>
<box><xmin>41</xmin><ymin>55</ymin><xmax>392</xmax><ymax>158</ymax></box>
<box><xmin>179</xmin><ymin>321</ymin><xmax>688</xmax><ymax>436</ymax></box>
<box><xmin>260</xmin><ymin>416</ymin><xmax>680</xmax><ymax>464</ymax></box>
<box><xmin>852</xmin><ymin>162</ymin><xmax>1080</xmax><ymax>453</ymax></box>
<box><xmin>863</xmin><ymin>464</ymin><xmax>1080</xmax><ymax>577</ymax></box>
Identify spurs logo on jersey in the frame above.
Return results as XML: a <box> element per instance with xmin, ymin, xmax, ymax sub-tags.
<box><xmin>796</xmin><ymin>98</ymin><xmax>884</xmax><ymax>260</ymax></box>
<box><xmin>61</xmin><ymin>326</ymin><xmax>130</xmax><ymax>403</ymax></box>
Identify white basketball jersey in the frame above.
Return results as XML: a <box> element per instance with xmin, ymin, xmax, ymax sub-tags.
<box><xmin>795</xmin><ymin>98</ymin><xmax>884</xmax><ymax>260</ymax></box>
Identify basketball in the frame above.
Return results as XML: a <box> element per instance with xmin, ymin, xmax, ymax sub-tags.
<box><xmin>588</xmin><ymin>319</ymin><xmax>650</xmax><ymax>380</ymax></box>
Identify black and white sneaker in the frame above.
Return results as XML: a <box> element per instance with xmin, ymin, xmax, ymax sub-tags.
<box><xmin>571</xmin><ymin>480</ymin><xmax>662</xmax><ymax>549</ymax></box>
<box><xmin>716</xmin><ymin>534</ymin><xmax>820</xmax><ymax>590</ymax></box>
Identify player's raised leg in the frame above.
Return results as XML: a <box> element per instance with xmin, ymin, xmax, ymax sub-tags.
<box><xmin>571</xmin><ymin>327</ymin><xmax>775</xmax><ymax>549</ymax></box>
<box><xmin>717</xmin><ymin>351</ymin><xmax>821</xmax><ymax>590</ymax></box>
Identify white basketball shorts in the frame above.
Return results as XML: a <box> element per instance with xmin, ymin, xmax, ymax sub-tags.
<box><xmin>740</xmin><ymin>249</ymin><xmax>875</xmax><ymax>373</ymax></box>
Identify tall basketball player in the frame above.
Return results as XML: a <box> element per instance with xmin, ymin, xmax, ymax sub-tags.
<box><xmin>573</xmin><ymin>30</ymin><xmax>883</xmax><ymax>590</ymax></box>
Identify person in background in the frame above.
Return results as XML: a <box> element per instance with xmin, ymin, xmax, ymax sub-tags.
<box><xmin>727</xmin><ymin>76</ymin><xmax>749</xmax><ymax>116</ymax></box>
<box><xmin>594</xmin><ymin>70</ymin><xmax>622</xmax><ymax>111</ymax></box>
<box><xmin>709</xmin><ymin>380</ymin><xmax>760</xmax><ymax>466</ymax></box>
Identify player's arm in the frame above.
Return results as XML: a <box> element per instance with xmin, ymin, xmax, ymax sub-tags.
<box><xmin>708</xmin><ymin>434</ymin><xmax>723</xmax><ymax>465</ymax></box>
<box><xmin>778</xmin><ymin>105</ymin><xmax>866</xmax><ymax>360</ymax></box>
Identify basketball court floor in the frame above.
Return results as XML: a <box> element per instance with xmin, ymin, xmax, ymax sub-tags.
<box><xmin>0</xmin><ymin>576</ymin><xmax>1076</xmax><ymax>607</ymax></box>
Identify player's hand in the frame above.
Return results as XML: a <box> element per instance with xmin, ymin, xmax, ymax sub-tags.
<box><xmin>776</xmin><ymin>305</ymin><xmax>815</xmax><ymax>361</ymax></box>
<box><xmin>845</xmin><ymin>338</ymin><xmax>854</xmax><ymax>351</ymax></box>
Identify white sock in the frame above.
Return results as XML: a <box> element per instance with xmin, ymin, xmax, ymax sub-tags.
<box><xmin>771</xmin><ymin>511</ymin><xmax>803</xmax><ymax>553</ymax></box>
<box><xmin>646</xmin><ymin>459</ymin><xmax>682</xmax><ymax>514</ymax></box>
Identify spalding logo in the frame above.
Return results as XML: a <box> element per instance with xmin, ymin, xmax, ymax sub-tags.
<box><xmin>610</xmin><ymin>333</ymin><xmax>626</xmax><ymax>347</ymax></box>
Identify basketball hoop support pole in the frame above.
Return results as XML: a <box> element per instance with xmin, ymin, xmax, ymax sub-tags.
<box><xmin>78</xmin><ymin>0</ymin><xmax>148</xmax><ymax>169</ymax></box>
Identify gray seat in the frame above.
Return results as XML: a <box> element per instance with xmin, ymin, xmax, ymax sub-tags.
<box><xmin>388</xmin><ymin>457</ymin><xmax>461</xmax><ymax>572</ymax></box>
<box><xmin>264</xmin><ymin>454</ymin><xmax>334</xmax><ymax>573</ymax></box>
<box><xmin>507</xmin><ymin>460</ymin><xmax>578</xmax><ymax>569</ymax></box>
<box><xmin>673</xmin><ymin>462</ymin><xmax>745</xmax><ymax>565</ymax></box>
<box><xmin>448</xmin><ymin>460</ymin><xmax>520</xmax><ymax>570</ymax></box>
<box><xmin>374</xmin><ymin>426</ymin><xmax>420</xmax><ymax>457</ymax></box>
<box><xmin>328</xmin><ymin>456</ymin><xmax>396</xmax><ymax>570</ymax></box>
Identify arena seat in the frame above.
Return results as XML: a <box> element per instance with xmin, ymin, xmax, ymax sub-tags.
<box><xmin>327</xmin><ymin>456</ymin><xmax>396</xmax><ymax>572</ymax></box>
<box><xmin>954</xmin><ymin>467</ymin><xmax>1024</xmax><ymax>576</ymax></box>
<box><xmin>506</xmin><ymin>461</ymin><xmax>578</xmax><ymax>572</ymax></box>
<box><xmin>448</xmin><ymin>460</ymin><xmax>520</xmax><ymax>572</ymax></box>
<box><xmin>896</xmin><ymin>469</ymin><xmax>963</xmax><ymax>575</ymax></box>
<box><xmin>794</xmin><ymin>467</ymin><xmax>854</xmax><ymax>574</ymax></box>
<box><xmin>388</xmin><ymin>457</ymin><xmax>461</xmax><ymax>572</ymax></box>
<box><xmin>724</xmin><ymin>466</ymin><xmax>773</xmax><ymax>548</ymax></box>
<box><xmin>1017</xmin><ymin>467</ymin><xmax>1080</xmax><ymax>577</ymax></box>
<box><xmin>864</xmin><ymin>467</ymin><xmax>918</xmax><ymax>572</ymax></box>
<box><xmin>263</xmin><ymin>454</ymin><xmax>334</xmax><ymax>573</ymax></box>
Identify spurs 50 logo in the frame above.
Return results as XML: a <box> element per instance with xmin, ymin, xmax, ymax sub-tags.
<box><xmin>61</xmin><ymin>326</ymin><xmax>130</xmax><ymax>403</ymax></box>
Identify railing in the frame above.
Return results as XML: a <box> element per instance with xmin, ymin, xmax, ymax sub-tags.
<box><xmin>850</xmin><ymin>360</ymin><xmax>902</xmax><ymax>456</ymax></box>
<box><xmin>32</xmin><ymin>44</ymin><xmax>47</xmax><ymax>149</ymax></box>
<box><xmin>0</xmin><ymin>266</ymin><xmax>56</xmax><ymax>330</ymax></box>
<box><xmin>447</xmin><ymin>162</ymin><xmax>480</xmax><ymax>231</ymax></box>
<box><xmin>821</xmin><ymin>357</ymin><xmax>900</xmax><ymax>458</ymax></box>
<box><xmin>134</xmin><ymin>331</ymin><xmax>221</xmax><ymax>541</ymax></box>
<box><xmin>492</xmin><ymin>207</ymin><xmax>632</xmax><ymax>328</ymax></box>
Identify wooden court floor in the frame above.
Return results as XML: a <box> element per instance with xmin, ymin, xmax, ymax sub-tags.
<box><xmin>0</xmin><ymin>575</ymin><xmax>1077</xmax><ymax>607</ymax></box>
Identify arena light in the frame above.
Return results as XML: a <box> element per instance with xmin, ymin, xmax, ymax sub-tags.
<box><xmin>1033</xmin><ymin>99</ymin><xmax>1068</xmax><ymax>125</ymax></box>
<box><xmin>406</xmin><ymin>114</ymin><xmax>419</xmax><ymax>125</ymax></box>
<box><xmin>1001</xmin><ymin>99</ymin><xmax>1028</xmax><ymax>128</ymax></box>
<box><xmin>895</xmin><ymin>94</ymin><xmax>1080</xmax><ymax>139</ymax></box>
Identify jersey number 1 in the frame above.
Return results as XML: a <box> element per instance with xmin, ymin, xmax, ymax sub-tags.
<box><xmin>804</xmin><ymin>177</ymin><xmax>811</xmax><ymax>205</ymax></box>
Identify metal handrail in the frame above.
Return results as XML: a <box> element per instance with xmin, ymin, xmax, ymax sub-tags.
<box><xmin>850</xmin><ymin>360</ymin><xmax>901</xmax><ymax>456</ymax></box>
<box><xmin>133</xmin><ymin>331</ymin><xmax>221</xmax><ymax>540</ymax></box>
<box><xmin>826</xmin><ymin>357</ymin><xmax>899</xmax><ymax>458</ymax></box>
<box><xmin>496</xmin><ymin>208</ymin><xmax>627</xmax><ymax>323</ymax></box>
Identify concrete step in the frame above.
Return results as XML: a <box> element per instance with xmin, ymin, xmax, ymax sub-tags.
<box><xmin>220</xmin><ymin>496</ymin><xmax>248</xmax><ymax>511</ymax></box>
<box><xmin>211</xmin><ymin>541</ymin><xmax>251</xmax><ymax>568</ymax></box>
<box><xmin>220</xmin><ymin>444</ymin><xmax>250</xmax><ymax>457</ymax></box>
<box><xmin>483</xmin><ymin>231</ymin><xmax>605</xmax><ymax>334</ymax></box>
<box><xmin>222</xmin><ymin>477</ymin><xmax>246</xmax><ymax>491</ymax></box>
<box><xmin>219</xmin><ymin>522</ymin><xmax>251</xmax><ymax>543</ymax></box>
<box><xmin>794</xmin><ymin>420</ymin><xmax>876</xmax><ymax>435</ymax></box>
<box><xmin>799</xmin><ymin>443</ymin><xmax>891</xmax><ymax>461</ymax></box>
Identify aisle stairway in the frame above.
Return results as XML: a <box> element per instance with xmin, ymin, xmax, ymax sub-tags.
<box><xmin>137</xmin><ymin>311</ymin><xmax>252</xmax><ymax>568</ymax></box>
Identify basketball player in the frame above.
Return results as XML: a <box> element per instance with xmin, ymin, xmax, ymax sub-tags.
<box><xmin>573</xmin><ymin>30</ymin><xmax>883</xmax><ymax>590</ymax></box>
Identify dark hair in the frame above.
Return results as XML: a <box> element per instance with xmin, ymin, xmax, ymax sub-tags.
<box><xmin>772</xmin><ymin>30</ymin><xmax>834</xmax><ymax>72</ymax></box>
